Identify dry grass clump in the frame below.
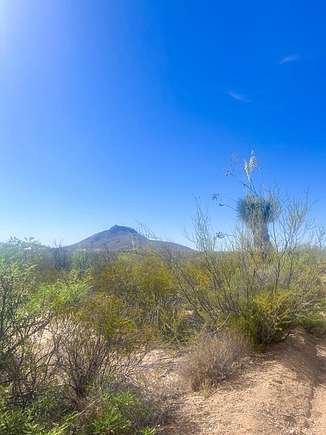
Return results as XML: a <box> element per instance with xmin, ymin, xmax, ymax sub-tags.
<box><xmin>181</xmin><ymin>331</ymin><xmax>250</xmax><ymax>391</ymax></box>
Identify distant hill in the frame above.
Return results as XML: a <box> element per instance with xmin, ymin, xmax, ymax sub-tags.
<box><xmin>65</xmin><ymin>225</ymin><xmax>193</xmax><ymax>253</ymax></box>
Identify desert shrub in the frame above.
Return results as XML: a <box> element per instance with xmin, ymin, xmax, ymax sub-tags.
<box><xmin>0</xmin><ymin>264</ymin><xmax>89</xmax><ymax>406</ymax></box>
<box><xmin>180</xmin><ymin>331</ymin><xmax>250</xmax><ymax>391</ymax></box>
<box><xmin>0</xmin><ymin>253</ymin><xmax>168</xmax><ymax>433</ymax></box>
<box><xmin>0</xmin><ymin>238</ymin><xmax>48</xmax><ymax>268</ymax></box>
<box><xmin>71</xmin><ymin>250</ymin><xmax>92</xmax><ymax>277</ymax></box>
<box><xmin>65</xmin><ymin>377</ymin><xmax>170</xmax><ymax>434</ymax></box>
<box><xmin>93</xmin><ymin>253</ymin><xmax>191</xmax><ymax>344</ymax></box>
<box><xmin>0</xmin><ymin>237</ymin><xmax>68</xmax><ymax>284</ymax></box>
<box><xmin>0</xmin><ymin>386</ymin><xmax>46</xmax><ymax>435</ymax></box>
<box><xmin>0</xmin><ymin>261</ymin><xmax>55</xmax><ymax>405</ymax></box>
<box><xmin>171</xmin><ymin>197</ymin><xmax>326</xmax><ymax>346</ymax></box>
<box><xmin>51</xmin><ymin>292</ymin><xmax>147</xmax><ymax>406</ymax></box>
<box><xmin>0</xmin><ymin>407</ymin><xmax>45</xmax><ymax>435</ymax></box>
<box><xmin>0</xmin><ymin>384</ymin><xmax>76</xmax><ymax>434</ymax></box>
<box><xmin>233</xmin><ymin>284</ymin><xmax>326</xmax><ymax>345</ymax></box>
<box><xmin>0</xmin><ymin>262</ymin><xmax>42</xmax><ymax>356</ymax></box>
<box><xmin>0</xmin><ymin>383</ymin><xmax>161</xmax><ymax>435</ymax></box>
<box><xmin>0</xmin><ymin>262</ymin><xmax>165</xmax><ymax>434</ymax></box>
<box><xmin>82</xmin><ymin>391</ymin><xmax>158</xmax><ymax>435</ymax></box>
<box><xmin>4</xmin><ymin>337</ymin><xmax>57</xmax><ymax>407</ymax></box>
<box><xmin>0</xmin><ymin>395</ymin><xmax>147</xmax><ymax>435</ymax></box>
<box><xmin>170</xmin><ymin>154</ymin><xmax>326</xmax><ymax>346</ymax></box>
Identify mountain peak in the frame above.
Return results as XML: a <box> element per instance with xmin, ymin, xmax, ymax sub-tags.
<box><xmin>108</xmin><ymin>225</ymin><xmax>138</xmax><ymax>235</ymax></box>
<box><xmin>66</xmin><ymin>225</ymin><xmax>193</xmax><ymax>253</ymax></box>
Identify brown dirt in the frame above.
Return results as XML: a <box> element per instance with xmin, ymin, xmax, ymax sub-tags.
<box><xmin>309</xmin><ymin>339</ymin><xmax>326</xmax><ymax>434</ymax></box>
<box><xmin>140</xmin><ymin>330</ymin><xmax>326</xmax><ymax>434</ymax></box>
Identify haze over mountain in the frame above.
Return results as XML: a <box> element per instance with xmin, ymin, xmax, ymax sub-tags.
<box><xmin>66</xmin><ymin>225</ymin><xmax>193</xmax><ymax>253</ymax></box>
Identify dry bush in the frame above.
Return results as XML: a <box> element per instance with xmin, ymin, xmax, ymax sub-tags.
<box><xmin>181</xmin><ymin>331</ymin><xmax>250</xmax><ymax>391</ymax></box>
<box><xmin>0</xmin><ymin>262</ymin><xmax>59</xmax><ymax>406</ymax></box>
<box><xmin>52</xmin><ymin>320</ymin><xmax>143</xmax><ymax>406</ymax></box>
<box><xmin>5</xmin><ymin>333</ymin><xmax>57</xmax><ymax>406</ymax></box>
<box><xmin>50</xmin><ymin>293</ymin><xmax>147</xmax><ymax>407</ymax></box>
<box><xmin>128</xmin><ymin>369</ymin><xmax>181</xmax><ymax>429</ymax></box>
<box><xmin>77</xmin><ymin>374</ymin><xmax>175</xmax><ymax>433</ymax></box>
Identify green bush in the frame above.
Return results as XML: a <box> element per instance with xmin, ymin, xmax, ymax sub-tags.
<box><xmin>0</xmin><ymin>260</ymin><xmax>162</xmax><ymax>435</ymax></box>
<box><xmin>0</xmin><ymin>388</ymin><xmax>159</xmax><ymax>435</ymax></box>
<box><xmin>0</xmin><ymin>388</ymin><xmax>46</xmax><ymax>435</ymax></box>
<box><xmin>0</xmin><ymin>407</ymin><xmax>45</xmax><ymax>435</ymax></box>
<box><xmin>93</xmin><ymin>253</ymin><xmax>190</xmax><ymax>344</ymax></box>
<box><xmin>172</xmin><ymin>201</ymin><xmax>326</xmax><ymax>346</ymax></box>
<box><xmin>91</xmin><ymin>392</ymin><xmax>157</xmax><ymax>435</ymax></box>
<box><xmin>233</xmin><ymin>291</ymin><xmax>296</xmax><ymax>345</ymax></box>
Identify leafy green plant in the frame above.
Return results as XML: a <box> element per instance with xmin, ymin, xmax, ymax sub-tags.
<box><xmin>94</xmin><ymin>253</ymin><xmax>188</xmax><ymax>344</ymax></box>
<box><xmin>91</xmin><ymin>392</ymin><xmax>157</xmax><ymax>435</ymax></box>
<box><xmin>0</xmin><ymin>393</ymin><xmax>46</xmax><ymax>435</ymax></box>
<box><xmin>234</xmin><ymin>291</ymin><xmax>295</xmax><ymax>345</ymax></box>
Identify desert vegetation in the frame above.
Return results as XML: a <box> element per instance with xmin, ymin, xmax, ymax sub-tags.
<box><xmin>0</xmin><ymin>154</ymin><xmax>325</xmax><ymax>434</ymax></box>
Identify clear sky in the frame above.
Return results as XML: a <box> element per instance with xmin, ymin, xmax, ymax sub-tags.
<box><xmin>0</xmin><ymin>1</ymin><xmax>325</xmax><ymax>246</ymax></box>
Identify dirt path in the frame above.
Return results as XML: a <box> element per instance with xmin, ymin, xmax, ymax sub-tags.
<box><xmin>141</xmin><ymin>331</ymin><xmax>326</xmax><ymax>434</ymax></box>
<box><xmin>308</xmin><ymin>339</ymin><xmax>326</xmax><ymax>434</ymax></box>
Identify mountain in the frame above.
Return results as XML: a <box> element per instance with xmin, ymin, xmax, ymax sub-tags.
<box><xmin>66</xmin><ymin>225</ymin><xmax>193</xmax><ymax>253</ymax></box>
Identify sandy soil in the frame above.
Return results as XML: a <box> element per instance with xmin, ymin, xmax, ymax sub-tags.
<box><xmin>309</xmin><ymin>339</ymin><xmax>326</xmax><ymax>434</ymax></box>
<box><xmin>141</xmin><ymin>330</ymin><xmax>326</xmax><ymax>434</ymax></box>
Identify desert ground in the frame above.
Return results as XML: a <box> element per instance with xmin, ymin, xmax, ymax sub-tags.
<box><xmin>140</xmin><ymin>330</ymin><xmax>326</xmax><ymax>434</ymax></box>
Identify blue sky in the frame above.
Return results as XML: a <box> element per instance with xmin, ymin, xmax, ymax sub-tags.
<box><xmin>0</xmin><ymin>1</ymin><xmax>325</xmax><ymax>246</ymax></box>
